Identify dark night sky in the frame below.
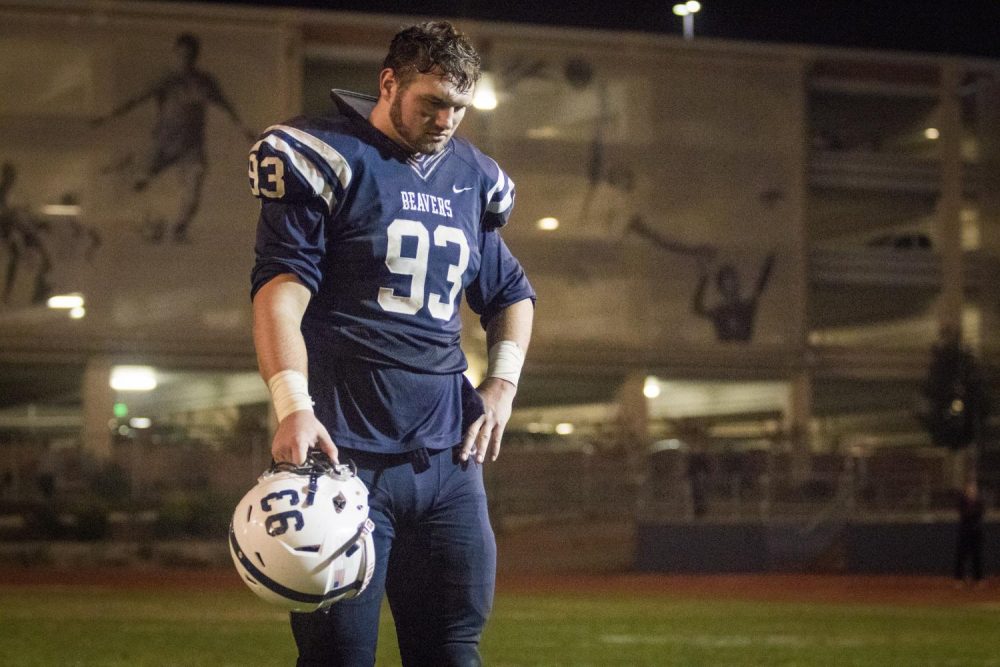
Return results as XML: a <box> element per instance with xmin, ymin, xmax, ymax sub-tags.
<box><xmin>199</xmin><ymin>0</ymin><xmax>1000</xmax><ymax>60</ymax></box>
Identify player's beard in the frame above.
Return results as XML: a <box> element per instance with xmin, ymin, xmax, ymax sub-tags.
<box><xmin>389</xmin><ymin>92</ymin><xmax>449</xmax><ymax>155</ymax></box>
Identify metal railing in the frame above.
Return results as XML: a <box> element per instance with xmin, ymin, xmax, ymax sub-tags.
<box><xmin>0</xmin><ymin>434</ymin><xmax>985</xmax><ymax>539</ymax></box>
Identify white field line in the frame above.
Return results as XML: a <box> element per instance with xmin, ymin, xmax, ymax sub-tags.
<box><xmin>599</xmin><ymin>633</ymin><xmax>895</xmax><ymax>649</ymax></box>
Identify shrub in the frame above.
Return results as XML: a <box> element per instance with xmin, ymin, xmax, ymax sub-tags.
<box><xmin>73</xmin><ymin>500</ymin><xmax>110</xmax><ymax>541</ymax></box>
<box><xmin>154</xmin><ymin>491</ymin><xmax>236</xmax><ymax>538</ymax></box>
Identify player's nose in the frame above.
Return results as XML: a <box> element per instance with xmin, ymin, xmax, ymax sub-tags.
<box><xmin>433</xmin><ymin>107</ymin><xmax>454</xmax><ymax>131</ymax></box>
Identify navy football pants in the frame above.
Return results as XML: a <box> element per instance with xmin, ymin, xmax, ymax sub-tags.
<box><xmin>291</xmin><ymin>446</ymin><xmax>496</xmax><ymax>667</ymax></box>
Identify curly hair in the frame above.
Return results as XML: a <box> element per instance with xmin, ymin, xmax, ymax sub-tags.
<box><xmin>383</xmin><ymin>21</ymin><xmax>481</xmax><ymax>92</ymax></box>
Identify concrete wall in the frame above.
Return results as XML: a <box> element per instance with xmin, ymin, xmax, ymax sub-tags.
<box><xmin>635</xmin><ymin>519</ymin><xmax>1000</xmax><ymax>574</ymax></box>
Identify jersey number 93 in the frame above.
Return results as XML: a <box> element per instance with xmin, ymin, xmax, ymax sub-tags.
<box><xmin>249</xmin><ymin>153</ymin><xmax>286</xmax><ymax>199</ymax></box>
<box><xmin>378</xmin><ymin>218</ymin><xmax>469</xmax><ymax>322</ymax></box>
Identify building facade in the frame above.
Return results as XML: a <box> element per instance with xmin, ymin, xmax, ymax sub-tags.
<box><xmin>1</xmin><ymin>0</ymin><xmax>998</xmax><ymax>517</ymax></box>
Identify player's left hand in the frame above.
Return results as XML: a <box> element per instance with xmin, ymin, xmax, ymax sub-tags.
<box><xmin>461</xmin><ymin>377</ymin><xmax>516</xmax><ymax>464</ymax></box>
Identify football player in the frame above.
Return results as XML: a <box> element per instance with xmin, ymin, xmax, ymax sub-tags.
<box><xmin>249</xmin><ymin>21</ymin><xmax>535</xmax><ymax>666</ymax></box>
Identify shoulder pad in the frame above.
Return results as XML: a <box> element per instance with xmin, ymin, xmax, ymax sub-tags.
<box><xmin>248</xmin><ymin>119</ymin><xmax>354</xmax><ymax>211</ymax></box>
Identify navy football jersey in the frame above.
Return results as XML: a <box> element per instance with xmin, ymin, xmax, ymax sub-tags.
<box><xmin>250</xmin><ymin>90</ymin><xmax>535</xmax><ymax>453</ymax></box>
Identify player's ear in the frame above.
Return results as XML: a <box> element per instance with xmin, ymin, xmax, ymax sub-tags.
<box><xmin>378</xmin><ymin>69</ymin><xmax>398</xmax><ymax>102</ymax></box>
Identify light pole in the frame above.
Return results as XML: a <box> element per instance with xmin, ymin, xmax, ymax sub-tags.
<box><xmin>673</xmin><ymin>1</ymin><xmax>702</xmax><ymax>40</ymax></box>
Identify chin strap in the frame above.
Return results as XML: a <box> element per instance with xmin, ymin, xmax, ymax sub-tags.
<box><xmin>305</xmin><ymin>467</ymin><xmax>321</xmax><ymax>507</ymax></box>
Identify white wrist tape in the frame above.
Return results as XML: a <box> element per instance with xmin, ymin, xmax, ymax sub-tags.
<box><xmin>487</xmin><ymin>340</ymin><xmax>524</xmax><ymax>387</ymax></box>
<box><xmin>267</xmin><ymin>370</ymin><xmax>314</xmax><ymax>422</ymax></box>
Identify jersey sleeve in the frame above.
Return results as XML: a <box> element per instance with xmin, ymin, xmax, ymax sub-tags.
<box><xmin>465</xmin><ymin>229</ymin><xmax>536</xmax><ymax>329</ymax></box>
<box><xmin>250</xmin><ymin>198</ymin><xmax>328</xmax><ymax>299</ymax></box>
<box><xmin>248</xmin><ymin>122</ymin><xmax>355</xmax><ymax>299</ymax></box>
<box><xmin>248</xmin><ymin>123</ymin><xmax>352</xmax><ymax>213</ymax></box>
<box><xmin>481</xmin><ymin>158</ymin><xmax>516</xmax><ymax>231</ymax></box>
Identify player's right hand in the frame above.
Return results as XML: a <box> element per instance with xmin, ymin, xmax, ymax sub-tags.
<box><xmin>271</xmin><ymin>410</ymin><xmax>338</xmax><ymax>466</ymax></box>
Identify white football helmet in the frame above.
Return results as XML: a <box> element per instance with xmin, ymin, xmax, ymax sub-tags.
<box><xmin>229</xmin><ymin>453</ymin><xmax>376</xmax><ymax>612</ymax></box>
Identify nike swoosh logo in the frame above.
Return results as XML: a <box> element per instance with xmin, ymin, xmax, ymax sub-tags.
<box><xmin>452</xmin><ymin>185</ymin><xmax>473</xmax><ymax>193</ymax></box>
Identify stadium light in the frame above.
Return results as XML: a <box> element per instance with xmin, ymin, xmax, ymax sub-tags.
<box><xmin>673</xmin><ymin>1</ymin><xmax>702</xmax><ymax>40</ymax></box>
<box><xmin>473</xmin><ymin>72</ymin><xmax>498</xmax><ymax>110</ymax></box>
<box><xmin>40</xmin><ymin>204</ymin><xmax>82</xmax><ymax>216</ymax></box>
<box><xmin>110</xmin><ymin>366</ymin><xmax>157</xmax><ymax>392</ymax></box>
<box><xmin>643</xmin><ymin>376</ymin><xmax>662</xmax><ymax>399</ymax></box>
<box><xmin>47</xmin><ymin>293</ymin><xmax>84</xmax><ymax>309</ymax></box>
<box><xmin>536</xmin><ymin>217</ymin><xmax>559</xmax><ymax>231</ymax></box>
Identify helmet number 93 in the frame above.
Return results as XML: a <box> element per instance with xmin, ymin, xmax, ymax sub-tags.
<box><xmin>261</xmin><ymin>489</ymin><xmax>304</xmax><ymax>536</ymax></box>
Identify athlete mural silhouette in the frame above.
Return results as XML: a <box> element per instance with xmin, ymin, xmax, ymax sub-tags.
<box><xmin>0</xmin><ymin>162</ymin><xmax>52</xmax><ymax>304</ymax></box>
<box><xmin>625</xmin><ymin>216</ymin><xmax>716</xmax><ymax>261</ymax></box>
<box><xmin>692</xmin><ymin>253</ymin><xmax>776</xmax><ymax>342</ymax></box>
<box><xmin>625</xmin><ymin>217</ymin><xmax>775</xmax><ymax>343</ymax></box>
<box><xmin>0</xmin><ymin>162</ymin><xmax>101</xmax><ymax>306</ymax></box>
<box><xmin>93</xmin><ymin>33</ymin><xmax>255</xmax><ymax>243</ymax></box>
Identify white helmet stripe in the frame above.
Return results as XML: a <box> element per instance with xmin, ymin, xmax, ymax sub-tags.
<box><xmin>230</xmin><ymin>528</ymin><xmax>362</xmax><ymax>604</ymax></box>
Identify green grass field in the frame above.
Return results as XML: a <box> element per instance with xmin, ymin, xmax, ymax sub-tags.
<box><xmin>2</xmin><ymin>581</ymin><xmax>1000</xmax><ymax>666</ymax></box>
